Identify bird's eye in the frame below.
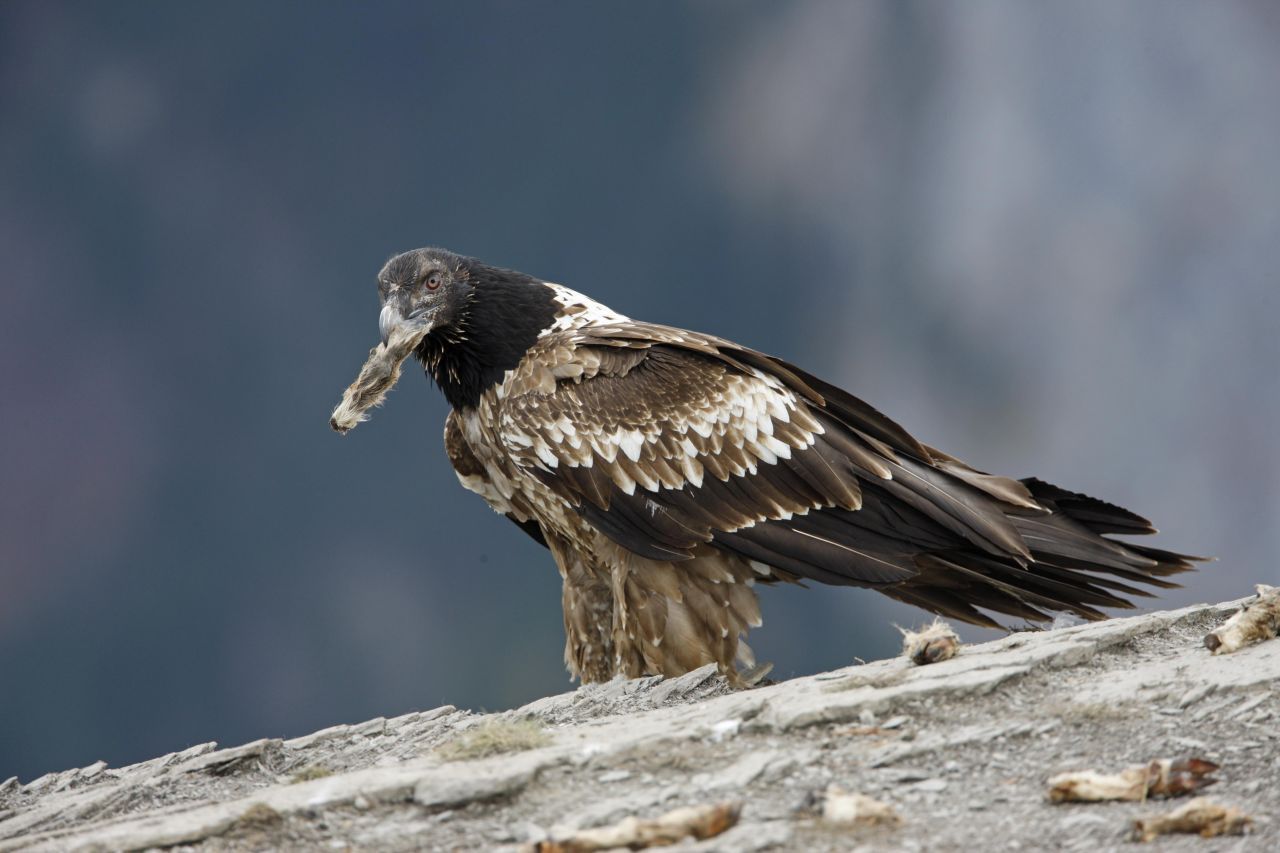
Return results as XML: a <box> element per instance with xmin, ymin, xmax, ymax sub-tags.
<box><xmin>425</xmin><ymin>271</ymin><xmax>443</xmax><ymax>290</ymax></box>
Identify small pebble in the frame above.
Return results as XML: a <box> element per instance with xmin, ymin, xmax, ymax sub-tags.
<box><xmin>710</xmin><ymin>719</ymin><xmax>741</xmax><ymax>742</ymax></box>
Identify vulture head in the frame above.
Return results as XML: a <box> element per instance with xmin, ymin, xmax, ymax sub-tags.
<box><xmin>375</xmin><ymin>247</ymin><xmax>473</xmax><ymax>346</ymax></box>
<box><xmin>331</xmin><ymin>247</ymin><xmax>560</xmax><ymax>432</ymax></box>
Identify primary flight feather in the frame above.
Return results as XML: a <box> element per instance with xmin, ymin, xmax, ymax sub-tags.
<box><xmin>331</xmin><ymin>247</ymin><xmax>1201</xmax><ymax>683</ymax></box>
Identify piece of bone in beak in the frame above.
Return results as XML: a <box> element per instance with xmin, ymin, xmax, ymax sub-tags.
<box><xmin>330</xmin><ymin>323</ymin><xmax>432</xmax><ymax>434</ymax></box>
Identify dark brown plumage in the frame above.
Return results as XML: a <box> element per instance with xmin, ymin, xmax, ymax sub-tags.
<box><xmin>331</xmin><ymin>247</ymin><xmax>1203</xmax><ymax>683</ymax></box>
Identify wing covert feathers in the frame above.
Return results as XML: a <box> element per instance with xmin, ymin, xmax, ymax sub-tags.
<box><xmin>490</xmin><ymin>320</ymin><xmax>1201</xmax><ymax>633</ymax></box>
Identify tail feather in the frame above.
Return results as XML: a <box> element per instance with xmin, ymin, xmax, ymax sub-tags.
<box><xmin>1123</xmin><ymin>542</ymin><xmax>1208</xmax><ymax>571</ymax></box>
<box><xmin>1027</xmin><ymin>562</ymin><xmax>1158</xmax><ymax>600</ymax></box>
<box><xmin>882</xmin><ymin>585</ymin><xmax>1007</xmax><ymax>629</ymax></box>
<box><xmin>945</xmin><ymin>552</ymin><xmax>1136</xmax><ymax>612</ymax></box>
<box><xmin>1011</xmin><ymin>513</ymin><xmax>1158</xmax><ymax>571</ymax></box>
<box><xmin>884</xmin><ymin>479</ymin><xmax>1203</xmax><ymax>629</ymax></box>
<box><xmin>916</xmin><ymin>554</ymin><xmax>1108</xmax><ymax>620</ymax></box>
<box><xmin>1020</xmin><ymin>477</ymin><xmax>1158</xmax><ymax>535</ymax></box>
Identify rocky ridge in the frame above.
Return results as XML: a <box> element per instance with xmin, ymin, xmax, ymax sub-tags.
<box><xmin>1</xmin><ymin>597</ymin><xmax>1276</xmax><ymax>851</ymax></box>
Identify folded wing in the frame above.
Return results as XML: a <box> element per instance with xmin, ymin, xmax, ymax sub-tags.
<box><xmin>496</xmin><ymin>322</ymin><xmax>1199</xmax><ymax>627</ymax></box>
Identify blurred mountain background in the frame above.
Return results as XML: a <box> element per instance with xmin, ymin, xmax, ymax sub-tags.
<box><xmin>2</xmin><ymin>0</ymin><xmax>1276</xmax><ymax>781</ymax></box>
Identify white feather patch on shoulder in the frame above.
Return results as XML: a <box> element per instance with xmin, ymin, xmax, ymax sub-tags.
<box><xmin>543</xmin><ymin>282</ymin><xmax>631</xmax><ymax>332</ymax></box>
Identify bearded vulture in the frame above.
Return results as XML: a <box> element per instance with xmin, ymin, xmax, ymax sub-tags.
<box><xmin>330</xmin><ymin>247</ymin><xmax>1201</xmax><ymax>684</ymax></box>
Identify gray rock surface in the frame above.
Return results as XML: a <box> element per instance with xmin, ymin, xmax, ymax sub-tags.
<box><xmin>1</xmin><ymin>598</ymin><xmax>1276</xmax><ymax>851</ymax></box>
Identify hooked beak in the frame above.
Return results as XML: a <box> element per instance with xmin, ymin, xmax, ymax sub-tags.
<box><xmin>379</xmin><ymin>299</ymin><xmax>439</xmax><ymax>346</ymax></box>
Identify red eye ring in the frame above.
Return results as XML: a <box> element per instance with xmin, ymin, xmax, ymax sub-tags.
<box><xmin>426</xmin><ymin>271</ymin><xmax>443</xmax><ymax>290</ymax></box>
